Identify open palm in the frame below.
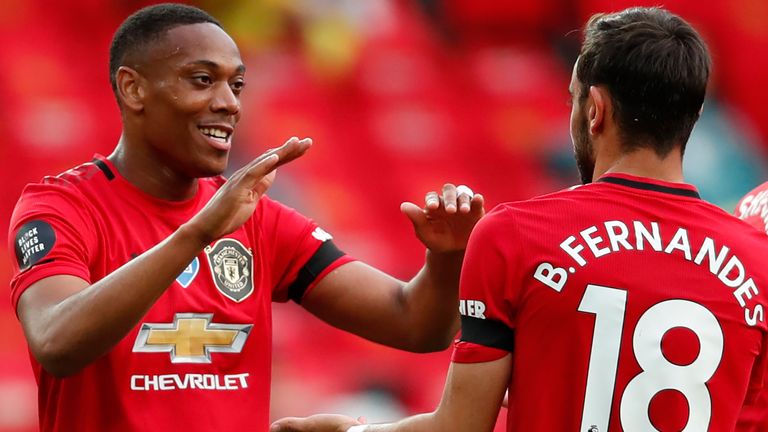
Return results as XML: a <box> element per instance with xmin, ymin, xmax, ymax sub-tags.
<box><xmin>401</xmin><ymin>184</ymin><xmax>485</xmax><ymax>253</ymax></box>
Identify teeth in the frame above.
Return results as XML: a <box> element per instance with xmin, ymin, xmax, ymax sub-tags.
<box><xmin>199</xmin><ymin>127</ymin><xmax>230</xmax><ymax>140</ymax></box>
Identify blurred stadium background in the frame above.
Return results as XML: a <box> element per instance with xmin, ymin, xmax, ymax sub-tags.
<box><xmin>0</xmin><ymin>0</ymin><xmax>766</xmax><ymax>430</ymax></box>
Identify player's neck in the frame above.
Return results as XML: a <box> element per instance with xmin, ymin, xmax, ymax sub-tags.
<box><xmin>108</xmin><ymin>135</ymin><xmax>199</xmax><ymax>202</ymax></box>
<box><xmin>594</xmin><ymin>146</ymin><xmax>685</xmax><ymax>184</ymax></box>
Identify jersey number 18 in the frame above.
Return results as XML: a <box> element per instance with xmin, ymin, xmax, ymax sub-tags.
<box><xmin>578</xmin><ymin>284</ymin><xmax>724</xmax><ymax>432</ymax></box>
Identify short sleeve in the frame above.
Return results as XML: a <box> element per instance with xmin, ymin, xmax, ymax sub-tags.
<box><xmin>256</xmin><ymin>196</ymin><xmax>354</xmax><ymax>303</ymax></box>
<box><xmin>8</xmin><ymin>182</ymin><xmax>97</xmax><ymax>312</ymax></box>
<box><xmin>453</xmin><ymin>206</ymin><xmax>519</xmax><ymax>364</ymax></box>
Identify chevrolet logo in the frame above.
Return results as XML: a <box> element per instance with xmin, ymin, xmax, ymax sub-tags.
<box><xmin>133</xmin><ymin>313</ymin><xmax>252</xmax><ymax>363</ymax></box>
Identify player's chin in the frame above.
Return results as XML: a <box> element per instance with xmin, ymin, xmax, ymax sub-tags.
<box><xmin>195</xmin><ymin>152</ymin><xmax>230</xmax><ymax>178</ymax></box>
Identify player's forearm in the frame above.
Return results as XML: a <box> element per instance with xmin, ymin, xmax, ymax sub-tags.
<box><xmin>399</xmin><ymin>249</ymin><xmax>463</xmax><ymax>351</ymax></box>
<box><xmin>301</xmin><ymin>253</ymin><xmax>461</xmax><ymax>353</ymax></box>
<box><xmin>30</xmin><ymin>223</ymin><xmax>208</xmax><ymax>376</ymax></box>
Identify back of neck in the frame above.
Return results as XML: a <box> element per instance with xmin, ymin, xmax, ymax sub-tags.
<box><xmin>595</xmin><ymin>147</ymin><xmax>684</xmax><ymax>184</ymax></box>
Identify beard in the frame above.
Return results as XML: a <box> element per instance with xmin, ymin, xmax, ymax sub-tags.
<box><xmin>573</xmin><ymin>115</ymin><xmax>596</xmax><ymax>185</ymax></box>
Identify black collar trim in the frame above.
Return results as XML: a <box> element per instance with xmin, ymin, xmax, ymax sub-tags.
<box><xmin>92</xmin><ymin>159</ymin><xmax>115</xmax><ymax>180</ymax></box>
<box><xmin>598</xmin><ymin>176</ymin><xmax>700</xmax><ymax>199</ymax></box>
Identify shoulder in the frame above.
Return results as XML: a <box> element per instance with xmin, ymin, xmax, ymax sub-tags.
<box><xmin>254</xmin><ymin>194</ymin><xmax>310</xmax><ymax>220</ymax></box>
<box><xmin>515</xmin><ymin>184</ymin><xmax>595</xmax><ymax>209</ymax></box>
<box><xmin>8</xmin><ymin>160</ymin><xmax>116</xmax><ymax>244</ymax></box>
<box><xmin>247</xmin><ymin>195</ymin><xmax>320</xmax><ymax>241</ymax></box>
<box><xmin>13</xmin><ymin>161</ymin><xmax>104</xmax><ymax>217</ymax></box>
<box><xmin>9</xmin><ymin>162</ymin><xmax>102</xmax><ymax>265</ymax></box>
<box><xmin>19</xmin><ymin>159</ymin><xmax>110</xmax><ymax>200</ymax></box>
<box><xmin>41</xmin><ymin>160</ymin><xmax>110</xmax><ymax>189</ymax></box>
<box><xmin>470</xmin><ymin>190</ymin><xmax>576</xmax><ymax>244</ymax></box>
<box><xmin>480</xmin><ymin>184</ymin><xmax>589</xmax><ymax>225</ymax></box>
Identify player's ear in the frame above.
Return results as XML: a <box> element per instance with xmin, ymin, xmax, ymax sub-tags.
<box><xmin>116</xmin><ymin>66</ymin><xmax>146</xmax><ymax>112</ymax></box>
<box><xmin>587</xmin><ymin>85</ymin><xmax>607</xmax><ymax>136</ymax></box>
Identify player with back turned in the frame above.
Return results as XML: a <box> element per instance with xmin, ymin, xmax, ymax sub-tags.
<box><xmin>272</xmin><ymin>7</ymin><xmax>768</xmax><ymax>432</ymax></box>
<box><xmin>7</xmin><ymin>4</ymin><xmax>485</xmax><ymax>431</ymax></box>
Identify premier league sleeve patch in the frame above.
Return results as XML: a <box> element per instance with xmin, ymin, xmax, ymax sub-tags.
<box><xmin>14</xmin><ymin>220</ymin><xmax>56</xmax><ymax>272</ymax></box>
<box><xmin>176</xmin><ymin>257</ymin><xmax>200</xmax><ymax>288</ymax></box>
<box><xmin>205</xmin><ymin>239</ymin><xmax>254</xmax><ymax>302</ymax></box>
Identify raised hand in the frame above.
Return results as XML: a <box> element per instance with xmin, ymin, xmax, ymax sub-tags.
<box><xmin>185</xmin><ymin>137</ymin><xmax>312</xmax><ymax>244</ymax></box>
<box><xmin>270</xmin><ymin>414</ymin><xmax>361</xmax><ymax>432</ymax></box>
<box><xmin>401</xmin><ymin>184</ymin><xmax>485</xmax><ymax>253</ymax></box>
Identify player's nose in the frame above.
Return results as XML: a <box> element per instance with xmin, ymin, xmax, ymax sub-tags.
<box><xmin>210</xmin><ymin>82</ymin><xmax>240</xmax><ymax>115</ymax></box>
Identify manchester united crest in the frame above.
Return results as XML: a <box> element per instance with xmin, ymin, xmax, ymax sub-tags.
<box><xmin>204</xmin><ymin>239</ymin><xmax>253</xmax><ymax>302</ymax></box>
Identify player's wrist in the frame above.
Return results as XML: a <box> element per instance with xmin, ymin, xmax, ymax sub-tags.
<box><xmin>177</xmin><ymin>221</ymin><xmax>215</xmax><ymax>248</ymax></box>
<box><xmin>425</xmin><ymin>248</ymin><xmax>465</xmax><ymax>262</ymax></box>
<box><xmin>424</xmin><ymin>248</ymin><xmax>465</xmax><ymax>274</ymax></box>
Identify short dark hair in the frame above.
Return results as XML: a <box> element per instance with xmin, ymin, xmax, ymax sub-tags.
<box><xmin>577</xmin><ymin>7</ymin><xmax>711</xmax><ymax>156</ymax></box>
<box><xmin>109</xmin><ymin>3</ymin><xmax>222</xmax><ymax>100</ymax></box>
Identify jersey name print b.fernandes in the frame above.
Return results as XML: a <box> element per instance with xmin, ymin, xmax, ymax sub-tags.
<box><xmin>8</xmin><ymin>156</ymin><xmax>353</xmax><ymax>432</ymax></box>
<box><xmin>454</xmin><ymin>173</ymin><xmax>768</xmax><ymax>432</ymax></box>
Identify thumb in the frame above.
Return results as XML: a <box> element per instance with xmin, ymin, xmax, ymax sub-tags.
<box><xmin>253</xmin><ymin>170</ymin><xmax>277</xmax><ymax>197</ymax></box>
<box><xmin>401</xmin><ymin>202</ymin><xmax>427</xmax><ymax>228</ymax></box>
<box><xmin>270</xmin><ymin>418</ymin><xmax>297</xmax><ymax>432</ymax></box>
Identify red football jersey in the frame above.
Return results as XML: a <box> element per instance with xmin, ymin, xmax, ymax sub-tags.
<box><xmin>736</xmin><ymin>181</ymin><xmax>768</xmax><ymax>235</ymax></box>
<box><xmin>735</xmin><ymin>180</ymin><xmax>768</xmax><ymax>431</ymax></box>
<box><xmin>8</xmin><ymin>156</ymin><xmax>352</xmax><ymax>431</ymax></box>
<box><xmin>454</xmin><ymin>173</ymin><xmax>768</xmax><ymax>431</ymax></box>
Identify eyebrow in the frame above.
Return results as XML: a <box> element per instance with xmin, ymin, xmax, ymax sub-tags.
<box><xmin>184</xmin><ymin>60</ymin><xmax>246</xmax><ymax>74</ymax></box>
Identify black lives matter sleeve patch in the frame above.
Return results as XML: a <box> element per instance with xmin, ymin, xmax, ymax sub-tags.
<box><xmin>14</xmin><ymin>220</ymin><xmax>56</xmax><ymax>272</ymax></box>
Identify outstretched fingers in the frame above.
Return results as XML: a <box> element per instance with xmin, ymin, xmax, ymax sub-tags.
<box><xmin>269</xmin><ymin>136</ymin><xmax>313</xmax><ymax>169</ymax></box>
<box><xmin>455</xmin><ymin>184</ymin><xmax>475</xmax><ymax>213</ymax></box>
<box><xmin>237</xmin><ymin>137</ymin><xmax>312</xmax><ymax>189</ymax></box>
<box><xmin>442</xmin><ymin>183</ymin><xmax>458</xmax><ymax>214</ymax></box>
<box><xmin>422</xmin><ymin>183</ymin><xmax>477</xmax><ymax>217</ymax></box>
<box><xmin>468</xmin><ymin>192</ymin><xmax>485</xmax><ymax>217</ymax></box>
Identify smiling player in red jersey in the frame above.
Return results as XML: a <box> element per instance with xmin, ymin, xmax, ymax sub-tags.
<box><xmin>7</xmin><ymin>4</ymin><xmax>484</xmax><ymax>431</ymax></box>
<box><xmin>272</xmin><ymin>7</ymin><xmax>768</xmax><ymax>432</ymax></box>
